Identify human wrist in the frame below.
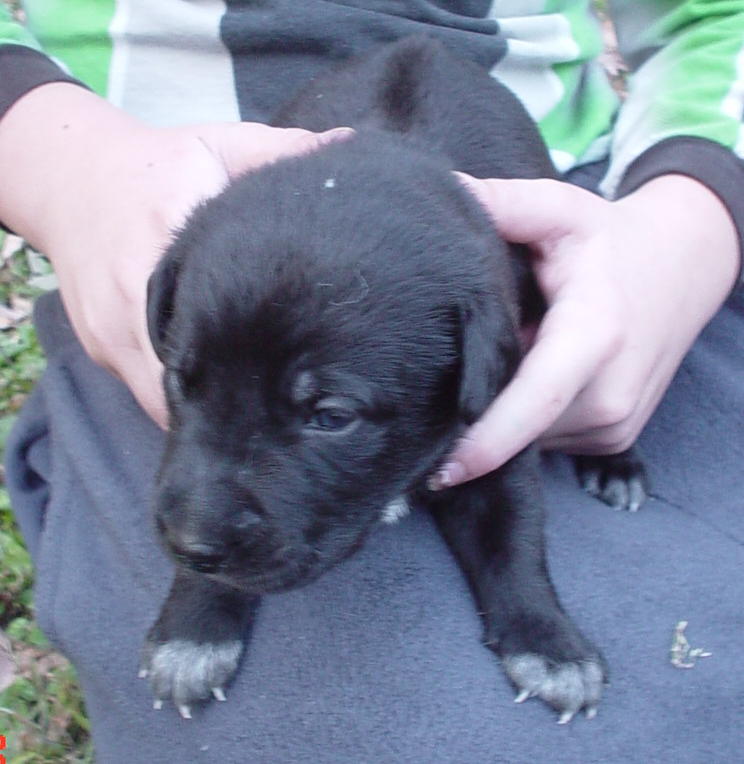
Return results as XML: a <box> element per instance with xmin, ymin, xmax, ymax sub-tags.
<box><xmin>0</xmin><ymin>82</ymin><xmax>146</xmax><ymax>250</ymax></box>
<box><xmin>614</xmin><ymin>137</ymin><xmax>744</xmax><ymax>285</ymax></box>
<box><xmin>617</xmin><ymin>173</ymin><xmax>740</xmax><ymax>318</ymax></box>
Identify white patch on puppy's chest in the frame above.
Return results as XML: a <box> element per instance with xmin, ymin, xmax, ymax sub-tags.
<box><xmin>381</xmin><ymin>496</ymin><xmax>410</xmax><ymax>524</ymax></box>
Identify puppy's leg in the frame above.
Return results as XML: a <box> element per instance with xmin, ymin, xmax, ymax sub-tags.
<box><xmin>427</xmin><ymin>447</ymin><xmax>606</xmax><ymax>723</ymax></box>
<box><xmin>574</xmin><ymin>446</ymin><xmax>648</xmax><ymax>512</ymax></box>
<box><xmin>141</xmin><ymin>570</ymin><xmax>258</xmax><ymax>717</ymax></box>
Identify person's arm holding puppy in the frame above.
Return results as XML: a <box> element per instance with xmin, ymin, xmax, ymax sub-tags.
<box><xmin>432</xmin><ymin>174</ymin><xmax>740</xmax><ymax>487</ymax></box>
<box><xmin>0</xmin><ymin>81</ymin><xmax>348</xmax><ymax>427</ymax></box>
<box><xmin>434</xmin><ymin>1</ymin><xmax>744</xmax><ymax>486</ymax></box>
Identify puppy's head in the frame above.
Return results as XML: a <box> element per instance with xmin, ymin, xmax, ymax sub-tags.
<box><xmin>147</xmin><ymin>136</ymin><xmax>520</xmax><ymax>593</ymax></box>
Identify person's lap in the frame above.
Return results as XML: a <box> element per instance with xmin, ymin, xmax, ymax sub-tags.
<box><xmin>6</xmin><ymin>280</ymin><xmax>744</xmax><ymax>763</ymax></box>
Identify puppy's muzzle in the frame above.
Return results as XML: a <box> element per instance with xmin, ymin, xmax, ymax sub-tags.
<box><xmin>156</xmin><ymin>508</ymin><xmax>262</xmax><ymax>575</ymax></box>
<box><xmin>170</xmin><ymin>541</ymin><xmax>228</xmax><ymax>574</ymax></box>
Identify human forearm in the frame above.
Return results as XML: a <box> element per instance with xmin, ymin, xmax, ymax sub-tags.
<box><xmin>0</xmin><ymin>82</ymin><xmax>144</xmax><ymax>247</ymax></box>
<box><xmin>0</xmin><ymin>81</ymin><xmax>350</xmax><ymax>425</ymax></box>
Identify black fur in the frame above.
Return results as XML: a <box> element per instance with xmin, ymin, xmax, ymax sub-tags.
<box><xmin>143</xmin><ymin>37</ymin><xmax>631</xmax><ymax>721</ymax></box>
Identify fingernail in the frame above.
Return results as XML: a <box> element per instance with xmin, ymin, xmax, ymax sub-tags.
<box><xmin>454</xmin><ymin>171</ymin><xmax>483</xmax><ymax>192</ymax></box>
<box><xmin>427</xmin><ymin>461</ymin><xmax>465</xmax><ymax>491</ymax></box>
<box><xmin>317</xmin><ymin>126</ymin><xmax>355</xmax><ymax>145</ymax></box>
<box><xmin>453</xmin><ymin>172</ymin><xmax>491</xmax><ymax>208</ymax></box>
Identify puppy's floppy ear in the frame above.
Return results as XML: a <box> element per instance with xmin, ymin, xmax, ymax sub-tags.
<box><xmin>146</xmin><ymin>252</ymin><xmax>180</xmax><ymax>362</ymax></box>
<box><xmin>457</xmin><ymin>293</ymin><xmax>520</xmax><ymax>425</ymax></box>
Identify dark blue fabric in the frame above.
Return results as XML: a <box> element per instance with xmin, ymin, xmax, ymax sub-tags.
<box><xmin>6</xmin><ymin>282</ymin><xmax>744</xmax><ymax>763</ymax></box>
<box><xmin>221</xmin><ymin>0</ymin><xmax>505</xmax><ymax>123</ymax></box>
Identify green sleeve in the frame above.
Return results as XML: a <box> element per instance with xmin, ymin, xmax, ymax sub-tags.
<box><xmin>0</xmin><ymin>7</ymin><xmax>88</xmax><ymax>125</ymax></box>
<box><xmin>603</xmin><ymin>0</ymin><xmax>744</xmax><ymax>195</ymax></box>
<box><xmin>0</xmin><ymin>4</ymin><xmax>41</xmax><ymax>49</ymax></box>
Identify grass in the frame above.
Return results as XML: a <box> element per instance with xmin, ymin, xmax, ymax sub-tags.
<box><xmin>0</xmin><ymin>235</ymin><xmax>93</xmax><ymax>763</ymax></box>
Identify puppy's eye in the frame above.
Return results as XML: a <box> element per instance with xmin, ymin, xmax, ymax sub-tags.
<box><xmin>307</xmin><ymin>402</ymin><xmax>359</xmax><ymax>432</ymax></box>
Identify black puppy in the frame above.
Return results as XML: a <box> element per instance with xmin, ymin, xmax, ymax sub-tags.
<box><xmin>142</xmin><ymin>37</ymin><xmax>643</xmax><ymax>723</ymax></box>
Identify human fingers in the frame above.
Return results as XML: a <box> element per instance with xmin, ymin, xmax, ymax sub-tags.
<box><xmin>539</xmin><ymin>352</ymin><xmax>675</xmax><ymax>455</ymax></box>
<box><xmin>66</xmin><ymin>274</ymin><xmax>168</xmax><ymax>429</ymax></box>
<box><xmin>455</xmin><ymin>174</ymin><xmax>597</xmax><ymax>245</ymax></box>
<box><xmin>201</xmin><ymin>123</ymin><xmax>355</xmax><ymax>179</ymax></box>
<box><xmin>430</xmin><ymin>300</ymin><xmax>620</xmax><ymax>487</ymax></box>
<box><xmin>112</xmin><ymin>343</ymin><xmax>169</xmax><ymax>429</ymax></box>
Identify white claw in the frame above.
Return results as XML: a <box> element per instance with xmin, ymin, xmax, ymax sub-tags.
<box><xmin>153</xmin><ymin>699</ymin><xmax>163</xmax><ymax>711</ymax></box>
<box><xmin>212</xmin><ymin>687</ymin><xmax>227</xmax><ymax>702</ymax></box>
<box><xmin>557</xmin><ymin>710</ymin><xmax>576</xmax><ymax>725</ymax></box>
<box><xmin>514</xmin><ymin>689</ymin><xmax>531</xmax><ymax>704</ymax></box>
<box><xmin>178</xmin><ymin>704</ymin><xmax>192</xmax><ymax>720</ymax></box>
<box><xmin>585</xmin><ymin>706</ymin><xmax>598</xmax><ymax>720</ymax></box>
<box><xmin>138</xmin><ymin>668</ymin><xmax>149</xmax><ymax>679</ymax></box>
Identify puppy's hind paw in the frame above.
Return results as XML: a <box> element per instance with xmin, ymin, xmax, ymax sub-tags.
<box><xmin>140</xmin><ymin>638</ymin><xmax>243</xmax><ymax>716</ymax></box>
<box><xmin>574</xmin><ymin>448</ymin><xmax>648</xmax><ymax>512</ymax></box>
<box><xmin>503</xmin><ymin>653</ymin><xmax>605</xmax><ymax>724</ymax></box>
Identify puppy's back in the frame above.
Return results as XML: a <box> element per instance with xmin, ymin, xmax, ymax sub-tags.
<box><xmin>273</xmin><ymin>36</ymin><xmax>556</xmax><ymax>181</ymax></box>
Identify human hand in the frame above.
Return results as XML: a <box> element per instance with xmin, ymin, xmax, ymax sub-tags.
<box><xmin>431</xmin><ymin>174</ymin><xmax>739</xmax><ymax>488</ymax></box>
<box><xmin>0</xmin><ymin>83</ymin><xmax>350</xmax><ymax>426</ymax></box>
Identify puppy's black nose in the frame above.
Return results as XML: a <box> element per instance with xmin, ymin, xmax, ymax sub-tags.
<box><xmin>171</xmin><ymin>541</ymin><xmax>228</xmax><ymax>574</ymax></box>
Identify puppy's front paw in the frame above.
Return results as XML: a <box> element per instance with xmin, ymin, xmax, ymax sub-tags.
<box><xmin>503</xmin><ymin>653</ymin><xmax>604</xmax><ymax>724</ymax></box>
<box><xmin>140</xmin><ymin>571</ymin><xmax>257</xmax><ymax>717</ymax></box>
<box><xmin>493</xmin><ymin>614</ymin><xmax>607</xmax><ymax>724</ymax></box>
<box><xmin>574</xmin><ymin>448</ymin><xmax>648</xmax><ymax>512</ymax></box>
<box><xmin>140</xmin><ymin>637</ymin><xmax>243</xmax><ymax>718</ymax></box>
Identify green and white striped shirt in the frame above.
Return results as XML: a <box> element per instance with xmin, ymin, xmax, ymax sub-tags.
<box><xmin>1</xmin><ymin>1</ymin><xmax>743</xmax><ymax>240</ymax></box>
